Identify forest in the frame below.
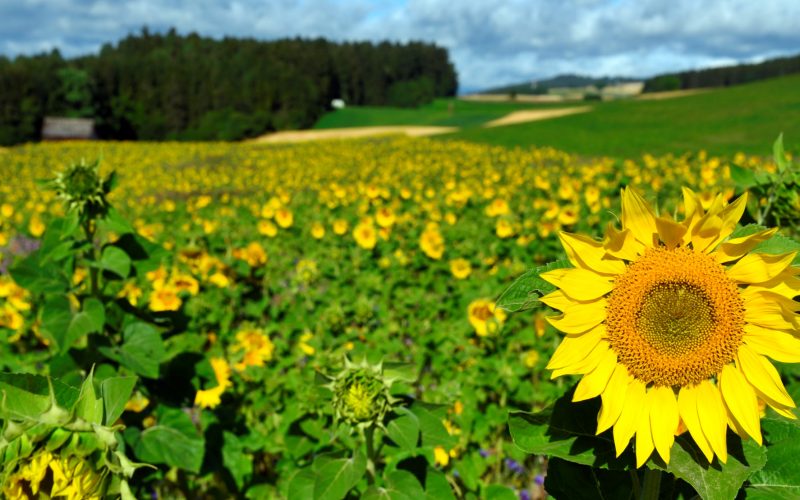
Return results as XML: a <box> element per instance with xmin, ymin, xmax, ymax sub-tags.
<box><xmin>0</xmin><ymin>29</ymin><xmax>458</xmax><ymax>145</ymax></box>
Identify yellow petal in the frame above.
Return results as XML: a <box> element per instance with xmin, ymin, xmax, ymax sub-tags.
<box><xmin>751</xmin><ymin>270</ymin><xmax>800</xmax><ymax>299</ymax></box>
<box><xmin>545</xmin><ymin>299</ymin><xmax>608</xmax><ymax>334</ymax></box>
<box><xmin>621</xmin><ymin>188</ymin><xmax>657</xmax><ymax>247</ymax></box>
<box><xmin>690</xmin><ymin>214</ymin><xmax>723</xmax><ymax>253</ymax></box>
<box><xmin>613</xmin><ymin>378</ymin><xmax>645</xmax><ymax>457</ymax></box>
<box><xmin>713</xmin><ymin>227</ymin><xmax>778</xmax><ymax>263</ymax></box>
<box><xmin>741</xmin><ymin>288</ymin><xmax>800</xmax><ymax>313</ymax></box>
<box><xmin>573</xmin><ymin>348</ymin><xmax>618</xmax><ymax>402</ymax></box>
<box><xmin>649</xmin><ymin>386</ymin><xmax>679</xmax><ymax>464</ymax></box>
<box><xmin>743</xmin><ymin>324</ymin><xmax>800</xmax><ymax>363</ymax></box>
<box><xmin>697</xmin><ymin>380</ymin><xmax>728</xmax><ymax>463</ymax></box>
<box><xmin>604</xmin><ymin>224</ymin><xmax>644</xmax><ymax>261</ymax></box>
<box><xmin>655</xmin><ymin>216</ymin><xmax>687</xmax><ymax>249</ymax></box>
<box><xmin>551</xmin><ymin>340</ymin><xmax>610</xmax><ymax>378</ymax></box>
<box><xmin>681</xmin><ymin>187</ymin><xmax>704</xmax><ymax>245</ymax></box>
<box><xmin>743</xmin><ymin>293</ymin><xmax>798</xmax><ymax>330</ymax></box>
<box><xmin>727</xmin><ymin>252</ymin><xmax>797</xmax><ymax>284</ymax></box>
<box><xmin>597</xmin><ymin>364</ymin><xmax>629</xmax><ymax>435</ymax></box>
<box><xmin>546</xmin><ymin>325</ymin><xmax>606</xmax><ymax>370</ymax></box>
<box><xmin>737</xmin><ymin>345</ymin><xmax>795</xmax><ymax>408</ymax></box>
<box><xmin>540</xmin><ymin>289</ymin><xmax>605</xmax><ymax>313</ymax></box>
<box><xmin>559</xmin><ymin>232</ymin><xmax>626</xmax><ymax>275</ymax></box>
<box><xmin>703</xmin><ymin>193</ymin><xmax>747</xmax><ymax>252</ymax></box>
<box><xmin>540</xmin><ymin>267</ymin><xmax>614</xmax><ymax>301</ymax></box>
<box><xmin>719</xmin><ymin>364</ymin><xmax>762</xmax><ymax>445</ymax></box>
<box><xmin>636</xmin><ymin>390</ymin><xmax>655</xmax><ymax>467</ymax></box>
<box><xmin>677</xmin><ymin>385</ymin><xmax>714</xmax><ymax>462</ymax></box>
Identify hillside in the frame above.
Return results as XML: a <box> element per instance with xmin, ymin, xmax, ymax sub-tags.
<box><xmin>442</xmin><ymin>74</ymin><xmax>800</xmax><ymax>158</ymax></box>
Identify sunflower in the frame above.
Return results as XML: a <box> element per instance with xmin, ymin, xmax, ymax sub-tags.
<box><xmin>541</xmin><ymin>187</ymin><xmax>799</xmax><ymax>467</ymax></box>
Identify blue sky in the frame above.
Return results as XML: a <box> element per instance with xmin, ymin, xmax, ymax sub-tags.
<box><xmin>1</xmin><ymin>0</ymin><xmax>799</xmax><ymax>92</ymax></box>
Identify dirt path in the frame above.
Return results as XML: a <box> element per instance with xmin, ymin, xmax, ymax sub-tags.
<box><xmin>251</xmin><ymin>126</ymin><xmax>457</xmax><ymax>144</ymax></box>
<box><xmin>483</xmin><ymin>106</ymin><xmax>592</xmax><ymax>127</ymax></box>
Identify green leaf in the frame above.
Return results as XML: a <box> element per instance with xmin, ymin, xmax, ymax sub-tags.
<box><xmin>40</xmin><ymin>296</ymin><xmax>73</xmax><ymax>349</ymax></box>
<box><xmin>100</xmin><ymin>376</ymin><xmax>137</xmax><ymax>425</ymax></box>
<box><xmin>383</xmin><ymin>362</ymin><xmax>418</xmax><ymax>383</ymax></box>
<box><xmin>287</xmin><ymin>469</ymin><xmax>316</xmax><ymax>500</ymax></box>
<box><xmin>99</xmin><ymin>245</ymin><xmax>132</xmax><ymax>278</ymax></box>
<box><xmin>363</xmin><ymin>470</ymin><xmax>424</xmax><ymax>500</ymax></box>
<box><xmin>386</xmin><ymin>409</ymin><xmax>420</xmax><ymax>451</ymax></box>
<box><xmin>131</xmin><ymin>406</ymin><xmax>204</xmax><ymax>473</ymax></box>
<box><xmin>752</xmin><ymin>233</ymin><xmax>800</xmax><ymax>264</ymax></box>
<box><xmin>99</xmin><ymin>322</ymin><xmax>166</xmax><ymax>378</ymax></box>
<box><xmin>745</xmin><ymin>417</ymin><xmax>800</xmax><ymax>499</ymax></box>
<box><xmin>773</xmin><ymin>133</ymin><xmax>789</xmax><ymax>173</ymax></box>
<box><xmin>482</xmin><ymin>485</ymin><xmax>517</xmax><ymax>500</ymax></box>
<box><xmin>313</xmin><ymin>451</ymin><xmax>367</xmax><ymax>500</ymax></box>
<box><xmin>74</xmin><ymin>370</ymin><xmax>103</xmax><ymax>424</ymax></box>
<box><xmin>10</xmin><ymin>254</ymin><xmax>68</xmax><ymax>294</ymax></box>
<box><xmin>509</xmin><ymin>389</ymin><xmax>632</xmax><ymax>469</ymax></box>
<box><xmin>62</xmin><ymin>298</ymin><xmax>105</xmax><ymax>352</ymax></box>
<box><xmin>653</xmin><ymin>433</ymin><xmax>766</xmax><ymax>500</ymax></box>
<box><xmin>100</xmin><ymin>206</ymin><xmax>135</xmax><ymax>235</ymax></box>
<box><xmin>729</xmin><ymin>164</ymin><xmax>759</xmax><ymax>189</ymax></box>
<box><xmin>424</xmin><ymin>468</ymin><xmax>455</xmax><ymax>500</ymax></box>
<box><xmin>222</xmin><ymin>431</ymin><xmax>253</xmax><ymax>490</ymax></box>
<box><xmin>543</xmin><ymin>458</ymin><xmax>634</xmax><ymax>500</ymax></box>
<box><xmin>496</xmin><ymin>260</ymin><xmax>569</xmax><ymax>312</ymax></box>
<box><xmin>411</xmin><ymin>403</ymin><xmax>458</xmax><ymax>450</ymax></box>
<box><xmin>0</xmin><ymin>373</ymin><xmax>80</xmax><ymax>420</ymax></box>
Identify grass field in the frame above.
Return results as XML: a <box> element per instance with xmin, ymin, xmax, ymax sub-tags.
<box><xmin>314</xmin><ymin>98</ymin><xmax>585</xmax><ymax>129</ymax></box>
<box><xmin>313</xmin><ymin>75</ymin><xmax>800</xmax><ymax>158</ymax></box>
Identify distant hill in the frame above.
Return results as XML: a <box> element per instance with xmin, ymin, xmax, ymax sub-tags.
<box><xmin>480</xmin><ymin>74</ymin><xmax>640</xmax><ymax>95</ymax></box>
<box><xmin>643</xmin><ymin>52</ymin><xmax>800</xmax><ymax>92</ymax></box>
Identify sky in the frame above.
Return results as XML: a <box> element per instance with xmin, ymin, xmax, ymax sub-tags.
<box><xmin>1</xmin><ymin>0</ymin><xmax>799</xmax><ymax>93</ymax></box>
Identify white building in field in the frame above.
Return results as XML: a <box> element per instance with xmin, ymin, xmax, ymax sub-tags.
<box><xmin>331</xmin><ymin>99</ymin><xmax>346</xmax><ymax>109</ymax></box>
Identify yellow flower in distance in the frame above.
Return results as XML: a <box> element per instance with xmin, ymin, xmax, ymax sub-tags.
<box><xmin>333</xmin><ymin>219</ymin><xmax>349</xmax><ymax>235</ymax></box>
<box><xmin>258</xmin><ymin>219</ymin><xmax>278</xmax><ymax>237</ymax></box>
<box><xmin>195</xmin><ymin>357</ymin><xmax>232</xmax><ymax>409</ymax></box>
<box><xmin>420</xmin><ymin>223</ymin><xmax>445</xmax><ymax>260</ymax></box>
<box><xmin>275</xmin><ymin>208</ymin><xmax>293</xmax><ymax>228</ymax></box>
<box><xmin>467</xmin><ymin>298</ymin><xmax>507</xmax><ymax>336</ymax></box>
<box><xmin>311</xmin><ymin>222</ymin><xmax>326</xmax><ymax>239</ymax></box>
<box><xmin>353</xmin><ymin>221</ymin><xmax>377</xmax><ymax>250</ymax></box>
<box><xmin>541</xmin><ymin>187</ymin><xmax>800</xmax><ymax>468</ymax></box>
<box><xmin>233</xmin><ymin>328</ymin><xmax>275</xmax><ymax>370</ymax></box>
<box><xmin>450</xmin><ymin>258</ymin><xmax>472</xmax><ymax>280</ymax></box>
<box><xmin>235</xmin><ymin>242</ymin><xmax>268</xmax><ymax>267</ymax></box>
<box><xmin>149</xmin><ymin>282</ymin><xmax>182</xmax><ymax>312</ymax></box>
<box><xmin>375</xmin><ymin>207</ymin><xmax>396</xmax><ymax>228</ymax></box>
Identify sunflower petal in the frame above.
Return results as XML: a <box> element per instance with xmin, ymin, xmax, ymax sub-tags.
<box><xmin>559</xmin><ymin>232</ymin><xmax>626</xmax><ymax>275</ymax></box>
<box><xmin>621</xmin><ymin>188</ymin><xmax>657</xmax><ymax>247</ymax></box>
<box><xmin>691</xmin><ymin>214</ymin><xmax>723</xmax><ymax>253</ymax></box>
<box><xmin>743</xmin><ymin>294</ymin><xmax>798</xmax><ymax>330</ymax></box>
<box><xmin>540</xmin><ymin>267</ymin><xmax>614</xmax><ymax>301</ymax></box>
<box><xmin>636</xmin><ymin>391</ymin><xmax>655</xmax><ymax>467</ymax></box>
<box><xmin>597</xmin><ymin>364</ymin><xmax>629</xmax><ymax>435</ymax></box>
<box><xmin>650</xmin><ymin>386</ymin><xmax>679</xmax><ymax>464</ymax></box>
<box><xmin>737</xmin><ymin>345</ymin><xmax>795</xmax><ymax>408</ymax></box>
<box><xmin>604</xmin><ymin>225</ymin><xmax>644</xmax><ymax>261</ymax></box>
<box><xmin>613</xmin><ymin>379</ymin><xmax>645</xmax><ymax>457</ymax></box>
<box><xmin>744</xmin><ymin>324</ymin><xmax>800</xmax><ymax>363</ymax></box>
<box><xmin>545</xmin><ymin>300</ymin><xmax>607</xmax><ymax>334</ymax></box>
<box><xmin>678</xmin><ymin>385</ymin><xmax>714</xmax><ymax>462</ymax></box>
<box><xmin>713</xmin><ymin>227</ymin><xmax>778</xmax><ymax>263</ymax></box>
<box><xmin>696</xmin><ymin>380</ymin><xmax>728</xmax><ymax>463</ymax></box>
<box><xmin>720</xmin><ymin>364</ymin><xmax>762</xmax><ymax>445</ymax></box>
<box><xmin>540</xmin><ymin>289</ymin><xmax>604</xmax><ymax>313</ymax></box>
<box><xmin>547</xmin><ymin>332</ymin><xmax>607</xmax><ymax>374</ymax></box>
<box><xmin>655</xmin><ymin>216</ymin><xmax>687</xmax><ymax>249</ymax></box>
<box><xmin>704</xmin><ymin>193</ymin><xmax>747</xmax><ymax>251</ymax></box>
<box><xmin>573</xmin><ymin>348</ymin><xmax>617</xmax><ymax>402</ymax></box>
<box><xmin>727</xmin><ymin>252</ymin><xmax>797</xmax><ymax>284</ymax></box>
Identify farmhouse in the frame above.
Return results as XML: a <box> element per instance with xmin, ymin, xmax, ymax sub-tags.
<box><xmin>41</xmin><ymin>117</ymin><xmax>96</xmax><ymax>140</ymax></box>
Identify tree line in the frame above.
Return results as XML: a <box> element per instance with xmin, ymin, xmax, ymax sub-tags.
<box><xmin>644</xmin><ymin>52</ymin><xmax>800</xmax><ymax>92</ymax></box>
<box><xmin>0</xmin><ymin>29</ymin><xmax>458</xmax><ymax>145</ymax></box>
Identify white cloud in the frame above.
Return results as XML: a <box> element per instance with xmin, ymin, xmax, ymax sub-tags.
<box><xmin>1</xmin><ymin>0</ymin><xmax>799</xmax><ymax>91</ymax></box>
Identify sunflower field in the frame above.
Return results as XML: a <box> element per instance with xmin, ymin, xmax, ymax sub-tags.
<box><xmin>0</xmin><ymin>136</ymin><xmax>799</xmax><ymax>499</ymax></box>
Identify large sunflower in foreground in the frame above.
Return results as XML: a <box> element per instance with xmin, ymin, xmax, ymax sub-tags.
<box><xmin>541</xmin><ymin>187</ymin><xmax>800</xmax><ymax>467</ymax></box>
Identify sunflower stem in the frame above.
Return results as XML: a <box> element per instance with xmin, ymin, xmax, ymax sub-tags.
<box><xmin>365</xmin><ymin>424</ymin><xmax>377</xmax><ymax>485</ymax></box>
<box><xmin>640</xmin><ymin>468</ymin><xmax>662</xmax><ymax>500</ymax></box>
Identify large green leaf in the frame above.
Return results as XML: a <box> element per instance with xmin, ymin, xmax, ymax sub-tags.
<box><xmin>509</xmin><ymin>391</ymin><xmax>632</xmax><ymax>469</ymax></box>
<box><xmin>100</xmin><ymin>376</ymin><xmax>137</xmax><ymax>425</ymax></box>
<box><xmin>62</xmin><ymin>298</ymin><xmax>105</xmax><ymax>352</ymax></box>
<box><xmin>313</xmin><ymin>451</ymin><xmax>367</xmax><ymax>500</ymax></box>
<box><xmin>74</xmin><ymin>370</ymin><xmax>103</xmax><ymax>425</ymax></box>
<box><xmin>40</xmin><ymin>295</ymin><xmax>73</xmax><ymax>349</ymax></box>
<box><xmin>424</xmin><ymin>468</ymin><xmax>455</xmax><ymax>500</ymax></box>
<box><xmin>386</xmin><ymin>408</ymin><xmax>420</xmax><ymax>451</ymax></box>
<box><xmin>411</xmin><ymin>403</ymin><xmax>458</xmax><ymax>451</ymax></box>
<box><xmin>363</xmin><ymin>469</ymin><xmax>424</xmax><ymax>500</ymax></box>
<box><xmin>495</xmin><ymin>260</ymin><xmax>569</xmax><ymax>312</ymax></box>
<box><xmin>543</xmin><ymin>458</ymin><xmax>634</xmax><ymax>500</ymax></box>
<box><xmin>131</xmin><ymin>406</ymin><xmax>204</xmax><ymax>473</ymax></box>
<box><xmin>222</xmin><ymin>431</ymin><xmax>253</xmax><ymax>491</ymax></box>
<box><xmin>0</xmin><ymin>373</ymin><xmax>80</xmax><ymax>421</ymax></box>
<box><xmin>654</xmin><ymin>433</ymin><xmax>766</xmax><ymax>500</ymax></box>
<box><xmin>99</xmin><ymin>245</ymin><xmax>132</xmax><ymax>278</ymax></box>
<box><xmin>99</xmin><ymin>322</ymin><xmax>166</xmax><ymax>378</ymax></box>
<box><xmin>745</xmin><ymin>417</ymin><xmax>800</xmax><ymax>499</ymax></box>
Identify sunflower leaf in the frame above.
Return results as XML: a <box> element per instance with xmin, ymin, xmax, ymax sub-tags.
<box><xmin>496</xmin><ymin>260</ymin><xmax>570</xmax><ymax>312</ymax></box>
<box><xmin>744</xmin><ymin>417</ymin><xmax>800</xmax><ymax>499</ymax></box>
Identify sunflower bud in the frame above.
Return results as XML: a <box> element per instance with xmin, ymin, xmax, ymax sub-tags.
<box><xmin>48</xmin><ymin>159</ymin><xmax>114</xmax><ymax>219</ymax></box>
<box><xmin>325</xmin><ymin>357</ymin><xmax>402</xmax><ymax>429</ymax></box>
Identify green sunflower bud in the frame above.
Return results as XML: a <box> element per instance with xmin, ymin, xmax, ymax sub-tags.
<box><xmin>325</xmin><ymin>357</ymin><xmax>400</xmax><ymax>429</ymax></box>
<box><xmin>48</xmin><ymin>159</ymin><xmax>114</xmax><ymax>219</ymax></box>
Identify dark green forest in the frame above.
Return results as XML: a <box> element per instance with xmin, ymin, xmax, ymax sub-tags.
<box><xmin>643</xmin><ymin>52</ymin><xmax>800</xmax><ymax>92</ymax></box>
<box><xmin>0</xmin><ymin>29</ymin><xmax>458</xmax><ymax>145</ymax></box>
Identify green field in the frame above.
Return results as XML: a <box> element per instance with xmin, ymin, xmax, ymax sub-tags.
<box><xmin>314</xmin><ymin>98</ymin><xmax>585</xmax><ymax>129</ymax></box>
<box><xmin>313</xmin><ymin>75</ymin><xmax>800</xmax><ymax>157</ymax></box>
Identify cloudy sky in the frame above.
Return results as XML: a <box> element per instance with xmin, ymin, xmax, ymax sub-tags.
<box><xmin>1</xmin><ymin>0</ymin><xmax>799</xmax><ymax>92</ymax></box>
